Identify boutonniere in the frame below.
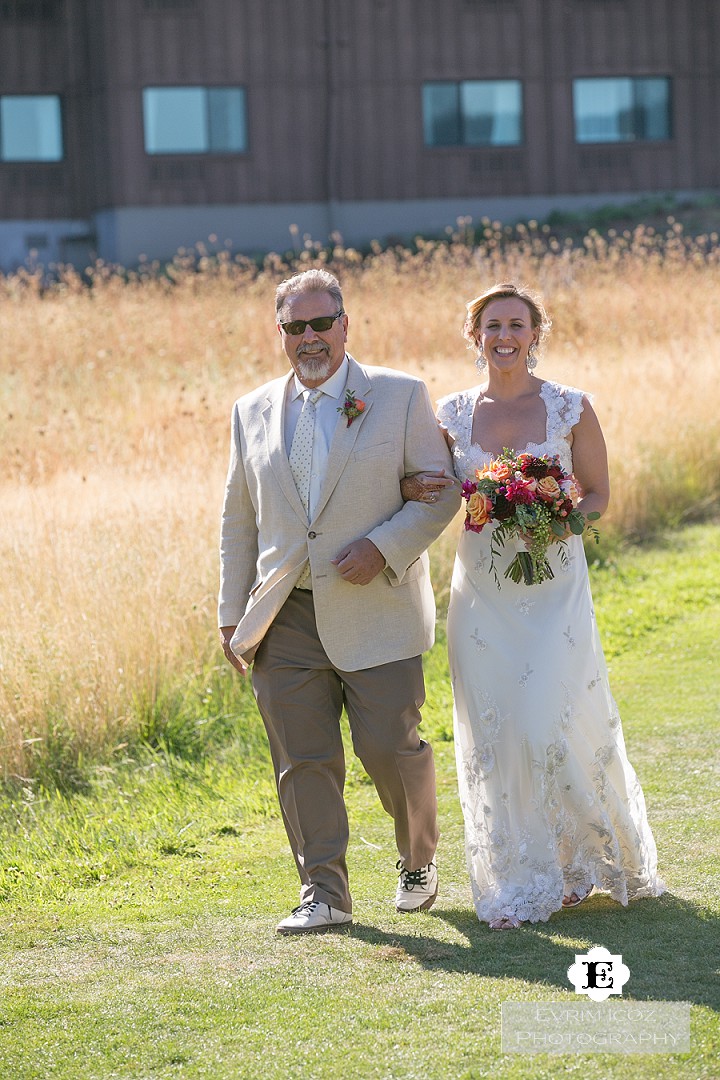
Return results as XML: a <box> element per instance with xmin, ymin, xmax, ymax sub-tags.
<box><xmin>337</xmin><ymin>389</ymin><xmax>366</xmax><ymax>427</ymax></box>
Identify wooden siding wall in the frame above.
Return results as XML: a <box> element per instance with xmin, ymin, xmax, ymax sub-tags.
<box><xmin>0</xmin><ymin>0</ymin><xmax>717</xmax><ymax>220</ymax></box>
<box><xmin>0</xmin><ymin>0</ymin><xmax>94</xmax><ymax>219</ymax></box>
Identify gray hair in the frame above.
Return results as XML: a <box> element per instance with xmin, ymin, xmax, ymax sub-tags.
<box><xmin>275</xmin><ymin>269</ymin><xmax>344</xmax><ymax>320</ymax></box>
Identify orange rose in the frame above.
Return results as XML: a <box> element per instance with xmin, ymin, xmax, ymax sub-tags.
<box><xmin>467</xmin><ymin>491</ymin><xmax>493</xmax><ymax>528</ymax></box>
<box><xmin>491</xmin><ymin>462</ymin><xmax>514</xmax><ymax>482</ymax></box>
<box><xmin>536</xmin><ymin>476</ymin><xmax>561</xmax><ymax>501</ymax></box>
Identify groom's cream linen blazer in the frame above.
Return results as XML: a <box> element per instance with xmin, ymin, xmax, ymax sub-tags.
<box><xmin>218</xmin><ymin>355</ymin><xmax>460</xmax><ymax>670</ymax></box>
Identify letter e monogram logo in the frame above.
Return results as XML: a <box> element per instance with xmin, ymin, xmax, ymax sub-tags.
<box><xmin>567</xmin><ymin>946</ymin><xmax>630</xmax><ymax>1002</ymax></box>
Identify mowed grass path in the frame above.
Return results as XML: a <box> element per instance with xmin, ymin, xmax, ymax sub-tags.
<box><xmin>0</xmin><ymin>524</ymin><xmax>718</xmax><ymax>1080</ymax></box>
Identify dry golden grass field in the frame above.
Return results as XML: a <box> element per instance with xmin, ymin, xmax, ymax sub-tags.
<box><xmin>1</xmin><ymin>220</ymin><xmax>719</xmax><ymax>783</ymax></box>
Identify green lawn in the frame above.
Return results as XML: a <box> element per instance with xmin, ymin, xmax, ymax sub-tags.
<box><xmin>1</xmin><ymin>524</ymin><xmax>718</xmax><ymax>1080</ymax></box>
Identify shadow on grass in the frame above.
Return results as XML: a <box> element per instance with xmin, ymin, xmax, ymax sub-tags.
<box><xmin>349</xmin><ymin>891</ymin><xmax>719</xmax><ymax>1012</ymax></box>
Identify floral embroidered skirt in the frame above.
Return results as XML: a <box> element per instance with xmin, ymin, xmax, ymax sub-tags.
<box><xmin>446</xmin><ymin>528</ymin><xmax>664</xmax><ymax>924</ymax></box>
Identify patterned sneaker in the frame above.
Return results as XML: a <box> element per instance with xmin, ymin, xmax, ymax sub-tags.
<box><xmin>276</xmin><ymin>900</ymin><xmax>352</xmax><ymax>935</ymax></box>
<box><xmin>395</xmin><ymin>861</ymin><xmax>438</xmax><ymax>912</ymax></box>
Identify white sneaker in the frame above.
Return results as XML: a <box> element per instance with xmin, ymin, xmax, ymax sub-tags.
<box><xmin>276</xmin><ymin>900</ymin><xmax>352</xmax><ymax>935</ymax></box>
<box><xmin>395</xmin><ymin>861</ymin><xmax>438</xmax><ymax>912</ymax></box>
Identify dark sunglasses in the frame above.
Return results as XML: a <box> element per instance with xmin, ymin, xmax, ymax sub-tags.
<box><xmin>280</xmin><ymin>310</ymin><xmax>344</xmax><ymax>335</ymax></box>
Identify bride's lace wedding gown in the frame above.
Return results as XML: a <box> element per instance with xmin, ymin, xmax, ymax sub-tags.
<box><xmin>437</xmin><ymin>381</ymin><xmax>663</xmax><ymax>924</ymax></box>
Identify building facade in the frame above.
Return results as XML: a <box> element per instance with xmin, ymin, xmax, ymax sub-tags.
<box><xmin>0</xmin><ymin>0</ymin><xmax>717</xmax><ymax>270</ymax></box>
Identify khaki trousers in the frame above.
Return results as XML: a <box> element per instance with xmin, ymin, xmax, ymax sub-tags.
<box><xmin>252</xmin><ymin>589</ymin><xmax>438</xmax><ymax>913</ymax></box>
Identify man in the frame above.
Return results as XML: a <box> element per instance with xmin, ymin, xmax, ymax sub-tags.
<box><xmin>218</xmin><ymin>268</ymin><xmax>459</xmax><ymax>934</ymax></box>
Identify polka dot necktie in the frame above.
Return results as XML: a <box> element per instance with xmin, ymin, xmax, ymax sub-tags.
<box><xmin>289</xmin><ymin>388</ymin><xmax>322</xmax><ymax>586</ymax></box>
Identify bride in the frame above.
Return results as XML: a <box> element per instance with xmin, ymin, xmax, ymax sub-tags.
<box><xmin>403</xmin><ymin>282</ymin><xmax>663</xmax><ymax>929</ymax></box>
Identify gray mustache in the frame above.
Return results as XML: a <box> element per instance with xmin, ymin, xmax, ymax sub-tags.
<box><xmin>297</xmin><ymin>343</ymin><xmax>330</xmax><ymax>356</ymax></box>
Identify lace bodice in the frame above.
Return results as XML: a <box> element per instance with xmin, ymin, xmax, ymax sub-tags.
<box><xmin>437</xmin><ymin>380</ymin><xmax>586</xmax><ymax>481</ymax></box>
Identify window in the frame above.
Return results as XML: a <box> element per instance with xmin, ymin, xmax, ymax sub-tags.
<box><xmin>0</xmin><ymin>95</ymin><xmax>63</xmax><ymax>161</ymax></box>
<box><xmin>423</xmin><ymin>81</ymin><xmax>522</xmax><ymax>147</ymax></box>
<box><xmin>573</xmin><ymin>77</ymin><xmax>671</xmax><ymax>143</ymax></box>
<box><xmin>142</xmin><ymin>86</ymin><xmax>247</xmax><ymax>155</ymax></box>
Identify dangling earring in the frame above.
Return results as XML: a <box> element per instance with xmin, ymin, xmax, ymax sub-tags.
<box><xmin>527</xmin><ymin>344</ymin><xmax>538</xmax><ymax>371</ymax></box>
<box><xmin>475</xmin><ymin>349</ymin><xmax>487</xmax><ymax>374</ymax></box>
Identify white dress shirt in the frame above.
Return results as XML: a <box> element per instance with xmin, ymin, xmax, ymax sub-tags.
<box><xmin>284</xmin><ymin>355</ymin><xmax>349</xmax><ymax>520</ymax></box>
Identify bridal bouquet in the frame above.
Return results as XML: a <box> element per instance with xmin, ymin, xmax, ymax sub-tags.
<box><xmin>461</xmin><ymin>449</ymin><xmax>599</xmax><ymax>586</ymax></box>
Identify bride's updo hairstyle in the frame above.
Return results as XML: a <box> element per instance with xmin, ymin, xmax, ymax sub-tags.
<box><xmin>463</xmin><ymin>282</ymin><xmax>552</xmax><ymax>352</ymax></box>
